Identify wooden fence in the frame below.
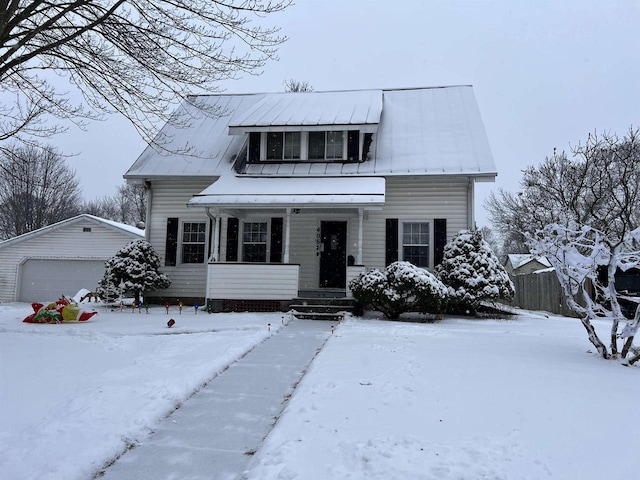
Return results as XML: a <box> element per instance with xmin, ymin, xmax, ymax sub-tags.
<box><xmin>509</xmin><ymin>270</ymin><xmax>582</xmax><ymax>318</ymax></box>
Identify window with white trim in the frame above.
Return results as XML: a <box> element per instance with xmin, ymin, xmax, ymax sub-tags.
<box><xmin>242</xmin><ymin>221</ymin><xmax>268</xmax><ymax>262</ymax></box>
<box><xmin>182</xmin><ymin>221</ymin><xmax>206</xmax><ymax>263</ymax></box>
<box><xmin>309</xmin><ymin>130</ymin><xmax>344</xmax><ymax>160</ymax></box>
<box><xmin>402</xmin><ymin>222</ymin><xmax>430</xmax><ymax>268</ymax></box>
<box><xmin>266</xmin><ymin>132</ymin><xmax>301</xmax><ymax>160</ymax></box>
<box><xmin>255</xmin><ymin>130</ymin><xmax>360</xmax><ymax>162</ymax></box>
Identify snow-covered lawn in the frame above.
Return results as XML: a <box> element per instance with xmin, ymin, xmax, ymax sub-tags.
<box><xmin>0</xmin><ymin>303</ymin><xmax>637</xmax><ymax>480</ymax></box>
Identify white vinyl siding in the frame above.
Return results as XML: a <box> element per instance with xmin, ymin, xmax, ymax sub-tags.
<box><xmin>207</xmin><ymin>263</ymin><xmax>299</xmax><ymax>300</ymax></box>
<box><xmin>146</xmin><ymin>179</ymin><xmax>214</xmax><ymax>299</ymax></box>
<box><xmin>362</xmin><ymin>176</ymin><xmax>470</xmax><ymax>270</ymax></box>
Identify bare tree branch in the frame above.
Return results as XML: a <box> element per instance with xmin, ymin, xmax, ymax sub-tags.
<box><xmin>0</xmin><ymin>1</ymin><xmax>291</xmax><ymax>151</ymax></box>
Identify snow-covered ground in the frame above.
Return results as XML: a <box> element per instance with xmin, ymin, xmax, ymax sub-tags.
<box><xmin>0</xmin><ymin>303</ymin><xmax>637</xmax><ymax>480</ymax></box>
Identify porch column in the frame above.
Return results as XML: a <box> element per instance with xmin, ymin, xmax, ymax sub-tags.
<box><xmin>212</xmin><ymin>216</ymin><xmax>221</xmax><ymax>262</ymax></box>
<box><xmin>284</xmin><ymin>207</ymin><xmax>291</xmax><ymax>263</ymax></box>
<box><xmin>207</xmin><ymin>208</ymin><xmax>220</xmax><ymax>262</ymax></box>
<box><xmin>357</xmin><ymin>208</ymin><xmax>364</xmax><ymax>265</ymax></box>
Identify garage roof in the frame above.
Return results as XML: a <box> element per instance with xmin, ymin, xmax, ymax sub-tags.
<box><xmin>0</xmin><ymin>215</ymin><xmax>144</xmax><ymax>249</ymax></box>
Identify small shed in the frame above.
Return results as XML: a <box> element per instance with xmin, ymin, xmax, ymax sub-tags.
<box><xmin>0</xmin><ymin>215</ymin><xmax>144</xmax><ymax>302</ymax></box>
<box><xmin>505</xmin><ymin>254</ymin><xmax>552</xmax><ymax>276</ymax></box>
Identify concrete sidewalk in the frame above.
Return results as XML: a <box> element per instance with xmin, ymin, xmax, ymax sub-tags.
<box><xmin>97</xmin><ymin>319</ymin><xmax>333</xmax><ymax>480</ymax></box>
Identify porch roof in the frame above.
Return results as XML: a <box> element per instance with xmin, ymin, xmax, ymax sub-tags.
<box><xmin>188</xmin><ymin>176</ymin><xmax>385</xmax><ymax>208</ymax></box>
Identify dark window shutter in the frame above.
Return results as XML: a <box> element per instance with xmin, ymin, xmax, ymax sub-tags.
<box><xmin>248</xmin><ymin>132</ymin><xmax>261</xmax><ymax>163</ymax></box>
<box><xmin>385</xmin><ymin>218</ymin><xmax>399</xmax><ymax>266</ymax></box>
<box><xmin>347</xmin><ymin>130</ymin><xmax>360</xmax><ymax>160</ymax></box>
<box><xmin>226</xmin><ymin>217</ymin><xmax>239</xmax><ymax>261</ymax></box>
<box><xmin>165</xmin><ymin>217</ymin><xmax>178</xmax><ymax>266</ymax></box>
<box><xmin>362</xmin><ymin>133</ymin><xmax>373</xmax><ymax>161</ymax></box>
<box><xmin>270</xmin><ymin>217</ymin><xmax>283</xmax><ymax>263</ymax></box>
<box><xmin>434</xmin><ymin>218</ymin><xmax>447</xmax><ymax>267</ymax></box>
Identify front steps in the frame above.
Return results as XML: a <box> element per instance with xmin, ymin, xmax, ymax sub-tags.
<box><xmin>289</xmin><ymin>297</ymin><xmax>355</xmax><ymax>321</ymax></box>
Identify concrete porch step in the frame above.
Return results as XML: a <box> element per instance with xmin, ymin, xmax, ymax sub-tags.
<box><xmin>289</xmin><ymin>298</ymin><xmax>354</xmax><ymax>321</ymax></box>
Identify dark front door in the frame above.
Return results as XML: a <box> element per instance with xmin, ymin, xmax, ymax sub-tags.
<box><xmin>319</xmin><ymin>221</ymin><xmax>347</xmax><ymax>289</ymax></box>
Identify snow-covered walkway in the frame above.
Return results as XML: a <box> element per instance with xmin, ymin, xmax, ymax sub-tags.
<box><xmin>96</xmin><ymin>319</ymin><xmax>333</xmax><ymax>480</ymax></box>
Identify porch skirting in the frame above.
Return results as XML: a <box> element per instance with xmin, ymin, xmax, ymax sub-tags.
<box><xmin>206</xmin><ymin>263</ymin><xmax>300</xmax><ymax>301</ymax></box>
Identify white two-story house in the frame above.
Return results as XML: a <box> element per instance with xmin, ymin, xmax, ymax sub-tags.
<box><xmin>124</xmin><ymin>86</ymin><xmax>497</xmax><ymax>311</ymax></box>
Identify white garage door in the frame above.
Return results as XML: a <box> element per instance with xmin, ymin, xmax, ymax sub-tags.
<box><xmin>18</xmin><ymin>259</ymin><xmax>106</xmax><ymax>302</ymax></box>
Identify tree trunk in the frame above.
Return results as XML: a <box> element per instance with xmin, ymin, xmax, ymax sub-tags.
<box><xmin>621</xmin><ymin>336</ymin><xmax>634</xmax><ymax>358</ymax></box>
<box><xmin>610</xmin><ymin>318</ymin><xmax>619</xmax><ymax>357</ymax></box>
<box><xmin>579</xmin><ymin>316</ymin><xmax>610</xmax><ymax>359</ymax></box>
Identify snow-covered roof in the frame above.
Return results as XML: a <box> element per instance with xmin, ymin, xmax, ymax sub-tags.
<box><xmin>507</xmin><ymin>254</ymin><xmax>551</xmax><ymax>270</ymax></box>
<box><xmin>125</xmin><ymin>86</ymin><xmax>496</xmax><ymax>182</ymax></box>
<box><xmin>0</xmin><ymin>214</ymin><xmax>144</xmax><ymax>249</ymax></box>
<box><xmin>188</xmin><ymin>176</ymin><xmax>385</xmax><ymax>208</ymax></box>
<box><xmin>228</xmin><ymin>90</ymin><xmax>382</xmax><ymax>133</ymax></box>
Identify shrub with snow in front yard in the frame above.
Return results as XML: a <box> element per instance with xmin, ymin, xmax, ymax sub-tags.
<box><xmin>436</xmin><ymin>229</ymin><xmax>514</xmax><ymax>314</ymax></box>
<box><xmin>349</xmin><ymin>261</ymin><xmax>448</xmax><ymax>319</ymax></box>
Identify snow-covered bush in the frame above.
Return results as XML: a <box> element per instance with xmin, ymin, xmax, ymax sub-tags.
<box><xmin>96</xmin><ymin>240</ymin><xmax>170</xmax><ymax>304</ymax></box>
<box><xmin>349</xmin><ymin>261</ymin><xmax>448</xmax><ymax>319</ymax></box>
<box><xmin>435</xmin><ymin>229</ymin><xmax>514</xmax><ymax>313</ymax></box>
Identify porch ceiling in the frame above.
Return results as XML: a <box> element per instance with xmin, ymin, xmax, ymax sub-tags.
<box><xmin>188</xmin><ymin>176</ymin><xmax>385</xmax><ymax>209</ymax></box>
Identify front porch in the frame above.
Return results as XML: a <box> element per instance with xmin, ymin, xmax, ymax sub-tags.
<box><xmin>189</xmin><ymin>175</ymin><xmax>384</xmax><ymax>311</ymax></box>
<box><xmin>205</xmin><ymin>262</ymin><xmax>366</xmax><ymax>313</ymax></box>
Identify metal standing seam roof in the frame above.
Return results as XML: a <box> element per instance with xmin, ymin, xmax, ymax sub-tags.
<box><xmin>228</xmin><ymin>90</ymin><xmax>383</xmax><ymax>131</ymax></box>
<box><xmin>124</xmin><ymin>86</ymin><xmax>497</xmax><ymax>181</ymax></box>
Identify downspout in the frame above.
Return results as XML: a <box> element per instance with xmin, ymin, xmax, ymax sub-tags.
<box><xmin>467</xmin><ymin>177</ymin><xmax>475</xmax><ymax>229</ymax></box>
<box><xmin>144</xmin><ymin>181</ymin><xmax>152</xmax><ymax>242</ymax></box>
<box><xmin>284</xmin><ymin>208</ymin><xmax>291</xmax><ymax>263</ymax></box>
<box><xmin>357</xmin><ymin>208</ymin><xmax>364</xmax><ymax>265</ymax></box>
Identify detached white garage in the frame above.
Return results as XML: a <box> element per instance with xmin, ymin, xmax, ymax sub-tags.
<box><xmin>0</xmin><ymin>215</ymin><xmax>144</xmax><ymax>302</ymax></box>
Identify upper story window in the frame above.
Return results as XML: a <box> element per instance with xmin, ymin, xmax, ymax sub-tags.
<box><xmin>248</xmin><ymin>130</ymin><xmax>370</xmax><ymax>163</ymax></box>
<box><xmin>309</xmin><ymin>131</ymin><xmax>343</xmax><ymax>160</ymax></box>
<box><xmin>266</xmin><ymin>132</ymin><xmax>301</xmax><ymax>160</ymax></box>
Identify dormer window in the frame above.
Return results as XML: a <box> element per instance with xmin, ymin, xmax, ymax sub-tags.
<box><xmin>309</xmin><ymin>131</ymin><xmax>343</xmax><ymax>160</ymax></box>
<box><xmin>266</xmin><ymin>132</ymin><xmax>301</xmax><ymax>160</ymax></box>
<box><xmin>248</xmin><ymin>129</ymin><xmax>369</xmax><ymax>163</ymax></box>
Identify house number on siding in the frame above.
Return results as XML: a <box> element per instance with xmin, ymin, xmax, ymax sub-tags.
<box><xmin>316</xmin><ymin>228</ymin><xmax>321</xmax><ymax>256</ymax></box>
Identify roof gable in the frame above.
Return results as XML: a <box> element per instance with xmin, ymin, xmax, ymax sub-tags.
<box><xmin>0</xmin><ymin>214</ymin><xmax>144</xmax><ymax>249</ymax></box>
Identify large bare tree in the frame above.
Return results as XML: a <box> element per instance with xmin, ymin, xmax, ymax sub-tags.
<box><xmin>489</xmin><ymin>127</ymin><xmax>640</xmax><ymax>363</ymax></box>
<box><xmin>83</xmin><ymin>182</ymin><xmax>146</xmax><ymax>227</ymax></box>
<box><xmin>0</xmin><ymin>143</ymin><xmax>82</xmax><ymax>238</ymax></box>
<box><xmin>0</xmin><ymin>1</ymin><xmax>291</xmax><ymax>152</ymax></box>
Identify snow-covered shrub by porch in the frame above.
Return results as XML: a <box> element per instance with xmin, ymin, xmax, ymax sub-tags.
<box><xmin>97</xmin><ymin>240</ymin><xmax>170</xmax><ymax>304</ymax></box>
<box><xmin>349</xmin><ymin>261</ymin><xmax>448</xmax><ymax>319</ymax></box>
<box><xmin>436</xmin><ymin>229</ymin><xmax>514</xmax><ymax>312</ymax></box>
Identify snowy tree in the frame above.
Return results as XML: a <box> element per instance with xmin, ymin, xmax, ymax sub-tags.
<box><xmin>98</xmin><ymin>240</ymin><xmax>170</xmax><ymax>304</ymax></box>
<box><xmin>486</xmin><ymin>127</ymin><xmax>640</xmax><ymax>257</ymax></box>
<box><xmin>349</xmin><ymin>261</ymin><xmax>448</xmax><ymax>320</ymax></box>
<box><xmin>523</xmin><ymin>128</ymin><xmax>640</xmax><ymax>363</ymax></box>
<box><xmin>531</xmin><ymin>225</ymin><xmax>640</xmax><ymax>364</ymax></box>
<box><xmin>435</xmin><ymin>229</ymin><xmax>515</xmax><ymax>314</ymax></box>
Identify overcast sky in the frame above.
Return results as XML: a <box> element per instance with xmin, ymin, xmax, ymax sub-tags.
<box><xmin>53</xmin><ymin>0</ymin><xmax>640</xmax><ymax>227</ymax></box>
